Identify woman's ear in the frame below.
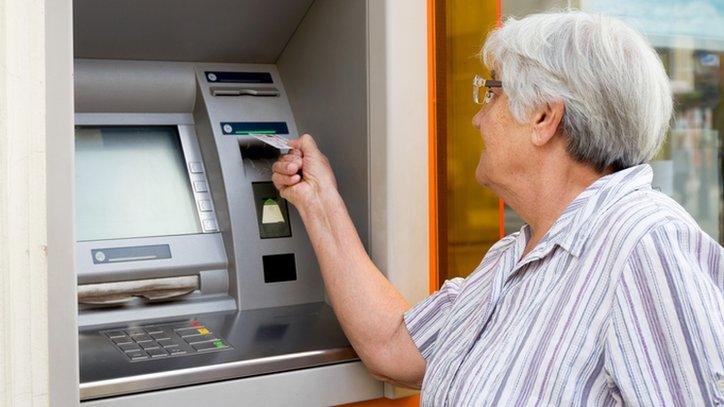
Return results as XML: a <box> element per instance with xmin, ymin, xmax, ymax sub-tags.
<box><xmin>531</xmin><ymin>101</ymin><xmax>565</xmax><ymax>147</ymax></box>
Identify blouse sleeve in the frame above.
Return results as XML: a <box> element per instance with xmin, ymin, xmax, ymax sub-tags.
<box><xmin>604</xmin><ymin>221</ymin><xmax>724</xmax><ymax>406</ymax></box>
<box><xmin>403</xmin><ymin>277</ymin><xmax>465</xmax><ymax>360</ymax></box>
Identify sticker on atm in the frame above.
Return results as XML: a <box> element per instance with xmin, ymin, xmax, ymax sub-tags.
<box><xmin>262</xmin><ymin>199</ymin><xmax>286</xmax><ymax>224</ymax></box>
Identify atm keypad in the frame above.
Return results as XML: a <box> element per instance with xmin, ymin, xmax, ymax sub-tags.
<box><xmin>102</xmin><ymin>321</ymin><xmax>232</xmax><ymax>362</ymax></box>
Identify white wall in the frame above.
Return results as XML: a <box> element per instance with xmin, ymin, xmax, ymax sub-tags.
<box><xmin>368</xmin><ymin>0</ymin><xmax>430</xmax><ymax>306</ymax></box>
<box><xmin>0</xmin><ymin>0</ymin><xmax>49</xmax><ymax>405</ymax></box>
<box><xmin>0</xmin><ymin>0</ymin><xmax>77</xmax><ymax>406</ymax></box>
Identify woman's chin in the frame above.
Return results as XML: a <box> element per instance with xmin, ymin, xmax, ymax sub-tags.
<box><xmin>474</xmin><ymin>165</ymin><xmax>490</xmax><ymax>187</ymax></box>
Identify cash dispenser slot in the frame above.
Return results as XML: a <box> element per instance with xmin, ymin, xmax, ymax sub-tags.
<box><xmin>77</xmin><ymin>275</ymin><xmax>200</xmax><ymax>305</ymax></box>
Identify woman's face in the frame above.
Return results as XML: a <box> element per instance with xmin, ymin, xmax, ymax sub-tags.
<box><xmin>471</xmin><ymin>85</ymin><xmax>534</xmax><ymax>189</ymax></box>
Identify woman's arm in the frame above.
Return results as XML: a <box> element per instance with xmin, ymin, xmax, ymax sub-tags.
<box><xmin>272</xmin><ymin>135</ymin><xmax>426</xmax><ymax>387</ymax></box>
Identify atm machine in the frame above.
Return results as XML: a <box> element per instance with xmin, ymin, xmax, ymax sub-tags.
<box><xmin>73</xmin><ymin>1</ymin><xmax>392</xmax><ymax>405</ymax></box>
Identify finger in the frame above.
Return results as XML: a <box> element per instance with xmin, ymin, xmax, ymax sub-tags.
<box><xmin>278</xmin><ymin>154</ymin><xmax>303</xmax><ymax>169</ymax></box>
<box><xmin>272</xmin><ymin>160</ymin><xmax>301</xmax><ymax>175</ymax></box>
<box><xmin>288</xmin><ymin>134</ymin><xmax>320</xmax><ymax>158</ymax></box>
<box><xmin>272</xmin><ymin>172</ymin><xmax>301</xmax><ymax>187</ymax></box>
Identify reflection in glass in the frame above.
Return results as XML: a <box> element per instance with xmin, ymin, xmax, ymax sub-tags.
<box><xmin>501</xmin><ymin>0</ymin><xmax>723</xmax><ymax>243</ymax></box>
<box><xmin>583</xmin><ymin>0</ymin><xmax>723</xmax><ymax>242</ymax></box>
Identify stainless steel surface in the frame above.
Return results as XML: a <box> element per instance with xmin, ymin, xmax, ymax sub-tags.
<box><xmin>75</xmin><ymin>60</ymin><xmax>197</xmax><ymax>113</ymax></box>
<box><xmin>192</xmin><ymin>63</ymin><xmax>327</xmax><ymax>311</ymax></box>
<box><xmin>79</xmin><ymin>302</ymin><xmax>357</xmax><ymax>400</ymax></box>
<box><xmin>79</xmin><ymin>361</ymin><xmax>382</xmax><ymax>407</ymax></box>
<box><xmin>75</xmin><ymin>113</ymin><xmax>195</xmax><ymax>126</ymax></box>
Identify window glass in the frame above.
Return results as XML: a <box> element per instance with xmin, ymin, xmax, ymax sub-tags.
<box><xmin>437</xmin><ymin>0</ymin><xmax>500</xmax><ymax>282</ymax></box>
<box><xmin>500</xmin><ymin>0</ymin><xmax>723</xmax><ymax>243</ymax></box>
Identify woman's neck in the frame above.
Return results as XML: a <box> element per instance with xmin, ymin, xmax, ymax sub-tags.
<box><xmin>500</xmin><ymin>158</ymin><xmax>607</xmax><ymax>258</ymax></box>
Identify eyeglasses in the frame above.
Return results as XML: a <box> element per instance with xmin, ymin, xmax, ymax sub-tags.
<box><xmin>473</xmin><ymin>74</ymin><xmax>502</xmax><ymax>105</ymax></box>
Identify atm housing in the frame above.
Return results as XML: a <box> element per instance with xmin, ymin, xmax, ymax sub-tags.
<box><xmin>74</xmin><ymin>0</ymin><xmax>374</xmax><ymax>403</ymax></box>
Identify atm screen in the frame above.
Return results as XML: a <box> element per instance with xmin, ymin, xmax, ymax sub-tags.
<box><xmin>75</xmin><ymin>126</ymin><xmax>202</xmax><ymax>241</ymax></box>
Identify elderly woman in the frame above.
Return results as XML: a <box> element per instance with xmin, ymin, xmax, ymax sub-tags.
<box><xmin>272</xmin><ymin>11</ymin><xmax>724</xmax><ymax>406</ymax></box>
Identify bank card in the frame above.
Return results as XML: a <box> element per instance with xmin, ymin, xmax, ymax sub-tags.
<box><xmin>253</xmin><ymin>134</ymin><xmax>291</xmax><ymax>150</ymax></box>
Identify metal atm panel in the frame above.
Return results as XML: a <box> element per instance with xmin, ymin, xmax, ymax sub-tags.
<box><xmin>79</xmin><ymin>304</ymin><xmax>355</xmax><ymax>400</ymax></box>
<box><xmin>75</xmin><ymin>62</ymin><xmax>358</xmax><ymax>401</ymax></box>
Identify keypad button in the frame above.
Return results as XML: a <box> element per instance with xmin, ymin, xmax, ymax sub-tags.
<box><xmin>146</xmin><ymin>348</ymin><xmax>168</xmax><ymax>358</ymax></box>
<box><xmin>107</xmin><ymin>330</ymin><xmax>127</xmax><ymax>338</ymax></box>
<box><xmin>177</xmin><ymin>327</ymin><xmax>208</xmax><ymax>337</ymax></box>
<box><xmin>192</xmin><ymin>340</ymin><xmax>229</xmax><ymax>352</ymax></box>
<box><xmin>151</xmin><ymin>332</ymin><xmax>171</xmax><ymax>340</ymax></box>
<box><xmin>188</xmin><ymin>162</ymin><xmax>204</xmax><ymax>173</ymax></box>
<box><xmin>167</xmin><ymin>321</ymin><xmax>198</xmax><ymax>329</ymax></box>
<box><xmin>112</xmin><ymin>335</ymin><xmax>133</xmax><ymax>345</ymax></box>
<box><xmin>202</xmin><ymin>219</ymin><xmax>218</xmax><ymax>231</ymax></box>
<box><xmin>127</xmin><ymin>350</ymin><xmax>148</xmax><ymax>360</ymax></box>
<box><xmin>126</xmin><ymin>329</ymin><xmax>146</xmax><ymax>336</ymax></box>
<box><xmin>198</xmin><ymin>199</ymin><xmax>212</xmax><ymax>212</ymax></box>
<box><xmin>168</xmin><ymin>347</ymin><xmax>187</xmax><ymax>356</ymax></box>
<box><xmin>144</xmin><ymin>326</ymin><xmax>164</xmax><ymax>335</ymax></box>
<box><xmin>119</xmin><ymin>343</ymin><xmax>142</xmax><ymax>353</ymax></box>
<box><xmin>157</xmin><ymin>339</ymin><xmax>177</xmax><ymax>348</ymax></box>
<box><xmin>132</xmin><ymin>334</ymin><xmax>153</xmax><ymax>343</ymax></box>
<box><xmin>192</xmin><ymin>341</ymin><xmax>219</xmax><ymax>352</ymax></box>
<box><xmin>140</xmin><ymin>341</ymin><xmax>160</xmax><ymax>350</ymax></box>
<box><xmin>193</xmin><ymin>181</ymin><xmax>208</xmax><ymax>192</ymax></box>
<box><xmin>184</xmin><ymin>334</ymin><xmax>218</xmax><ymax>344</ymax></box>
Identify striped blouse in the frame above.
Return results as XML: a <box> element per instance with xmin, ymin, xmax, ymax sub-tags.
<box><xmin>404</xmin><ymin>164</ymin><xmax>724</xmax><ymax>406</ymax></box>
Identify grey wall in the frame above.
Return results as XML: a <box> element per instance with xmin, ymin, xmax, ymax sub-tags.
<box><xmin>74</xmin><ymin>59</ymin><xmax>196</xmax><ymax>112</ymax></box>
<box><xmin>277</xmin><ymin>0</ymin><xmax>370</xmax><ymax>247</ymax></box>
<box><xmin>73</xmin><ymin>0</ymin><xmax>314</xmax><ymax>63</ymax></box>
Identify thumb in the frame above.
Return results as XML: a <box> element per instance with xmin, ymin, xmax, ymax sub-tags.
<box><xmin>289</xmin><ymin>134</ymin><xmax>321</xmax><ymax>158</ymax></box>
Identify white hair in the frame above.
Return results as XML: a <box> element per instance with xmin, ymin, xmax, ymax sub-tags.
<box><xmin>482</xmin><ymin>11</ymin><xmax>673</xmax><ymax>171</ymax></box>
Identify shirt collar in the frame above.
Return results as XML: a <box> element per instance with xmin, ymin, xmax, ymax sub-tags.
<box><xmin>522</xmin><ymin>164</ymin><xmax>654</xmax><ymax>260</ymax></box>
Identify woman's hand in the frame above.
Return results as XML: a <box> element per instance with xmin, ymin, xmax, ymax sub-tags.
<box><xmin>271</xmin><ymin>134</ymin><xmax>337</xmax><ymax>210</ymax></box>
